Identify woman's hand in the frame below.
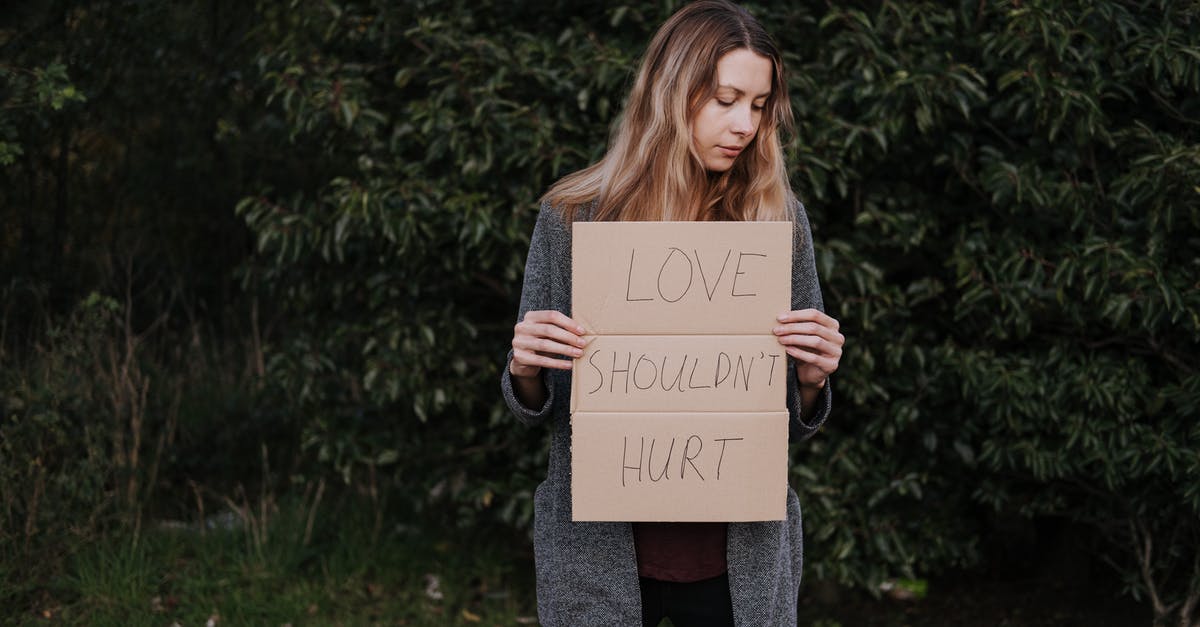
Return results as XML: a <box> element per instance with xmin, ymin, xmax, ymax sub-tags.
<box><xmin>773</xmin><ymin>309</ymin><xmax>844</xmax><ymax>389</ymax></box>
<box><xmin>510</xmin><ymin>310</ymin><xmax>589</xmax><ymax>379</ymax></box>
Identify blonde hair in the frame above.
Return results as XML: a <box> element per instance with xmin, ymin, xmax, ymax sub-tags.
<box><xmin>544</xmin><ymin>0</ymin><xmax>795</xmax><ymax>222</ymax></box>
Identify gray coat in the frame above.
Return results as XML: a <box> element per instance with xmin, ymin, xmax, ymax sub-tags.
<box><xmin>501</xmin><ymin>202</ymin><xmax>832</xmax><ymax>626</ymax></box>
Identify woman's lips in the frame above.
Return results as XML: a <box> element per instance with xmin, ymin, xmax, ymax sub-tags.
<box><xmin>718</xmin><ymin>145</ymin><xmax>743</xmax><ymax>158</ymax></box>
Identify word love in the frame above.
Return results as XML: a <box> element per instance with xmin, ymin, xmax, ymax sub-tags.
<box><xmin>625</xmin><ymin>247</ymin><xmax>769</xmax><ymax>303</ymax></box>
<box><xmin>585</xmin><ymin>349</ymin><xmax>783</xmax><ymax>395</ymax></box>
<box><xmin>621</xmin><ymin>434</ymin><xmax>745</xmax><ymax>486</ymax></box>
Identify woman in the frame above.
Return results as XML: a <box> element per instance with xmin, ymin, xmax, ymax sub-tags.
<box><xmin>501</xmin><ymin>1</ymin><xmax>844</xmax><ymax>625</ymax></box>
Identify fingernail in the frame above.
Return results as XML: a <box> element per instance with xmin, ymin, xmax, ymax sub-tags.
<box><xmin>777</xmin><ymin>313</ymin><xmax>786</xmax><ymax>321</ymax></box>
<box><xmin>773</xmin><ymin>326</ymin><xmax>783</xmax><ymax>334</ymax></box>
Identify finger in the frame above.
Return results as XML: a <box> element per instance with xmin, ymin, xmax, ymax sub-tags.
<box><xmin>513</xmin><ymin>349</ymin><xmax>575</xmax><ymax>371</ymax></box>
<box><xmin>785</xmin><ymin>346</ymin><xmax>840</xmax><ymax>374</ymax></box>
<box><xmin>513</xmin><ymin>336</ymin><xmax>585</xmax><ymax>359</ymax></box>
<box><xmin>785</xmin><ymin>344</ymin><xmax>822</xmax><ymax>358</ymax></box>
<box><xmin>776</xmin><ymin>333</ymin><xmax>844</xmax><ymax>359</ymax></box>
<box><xmin>514</xmin><ymin>317</ymin><xmax>588</xmax><ymax>351</ymax></box>
<box><xmin>785</xmin><ymin>346</ymin><xmax>825</xmax><ymax>369</ymax></box>
<box><xmin>773</xmin><ymin>322</ymin><xmax>845</xmax><ymax>346</ymax></box>
<box><xmin>523</xmin><ymin>321</ymin><xmax>589</xmax><ymax>348</ymax></box>
<box><xmin>515</xmin><ymin>321</ymin><xmax>580</xmax><ymax>349</ymax></box>
<box><xmin>783</xmin><ymin>344</ymin><xmax>841</xmax><ymax>370</ymax></box>
<box><xmin>777</xmin><ymin>309</ymin><xmax>839</xmax><ymax>331</ymax></box>
<box><xmin>776</xmin><ymin>308</ymin><xmax>839</xmax><ymax>331</ymax></box>
<box><xmin>523</xmin><ymin>310</ymin><xmax>587</xmax><ymax>335</ymax></box>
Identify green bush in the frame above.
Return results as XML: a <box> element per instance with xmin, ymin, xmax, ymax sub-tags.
<box><xmin>781</xmin><ymin>2</ymin><xmax>1200</xmax><ymax>622</ymax></box>
<box><xmin>235</xmin><ymin>0</ymin><xmax>662</xmax><ymax>529</ymax></box>
<box><xmin>1</xmin><ymin>292</ymin><xmax>117</xmax><ymax>562</ymax></box>
<box><xmin>0</xmin><ymin>284</ymin><xmax>267</xmax><ymax>607</ymax></box>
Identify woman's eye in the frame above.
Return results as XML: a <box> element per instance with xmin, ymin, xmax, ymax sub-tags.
<box><xmin>717</xmin><ymin>99</ymin><xmax>734</xmax><ymax>107</ymax></box>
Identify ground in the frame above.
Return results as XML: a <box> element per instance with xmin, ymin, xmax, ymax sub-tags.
<box><xmin>15</xmin><ymin>502</ymin><xmax>1151</xmax><ymax>626</ymax></box>
<box><xmin>797</xmin><ymin>574</ymin><xmax>1146</xmax><ymax>627</ymax></box>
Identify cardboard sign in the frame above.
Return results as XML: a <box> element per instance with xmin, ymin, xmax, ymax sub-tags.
<box><xmin>572</xmin><ymin>221</ymin><xmax>791</xmax><ymax>335</ymax></box>
<box><xmin>570</xmin><ymin>411</ymin><xmax>789</xmax><ymax>521</ymax></box>
<box><xmin>571</xmin><ymin>221</ymin><xmax>792</xmax><ymax>522</ymax></box>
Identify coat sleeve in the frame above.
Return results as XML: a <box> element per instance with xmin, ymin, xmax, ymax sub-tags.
<box><xmin>786</xmin><ymin>200</ymin><xmax>833</xmax><ymax>442</ymax></box>
<box><xmin>500</xmin><ymin>203</ymin><xmax>563</xmax><ymax>425</ymax></box>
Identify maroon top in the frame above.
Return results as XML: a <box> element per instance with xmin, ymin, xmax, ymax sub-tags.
<box><xmin>632</xmin><ymin>522</ymin><xmax>728</xmax><ymax>582</ymax></box>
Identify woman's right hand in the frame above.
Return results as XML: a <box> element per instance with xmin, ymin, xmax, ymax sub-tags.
<box><xmin>510</xmin><ymin>310</ymin><xmax>589</xmax><ymax>378</ymax></box>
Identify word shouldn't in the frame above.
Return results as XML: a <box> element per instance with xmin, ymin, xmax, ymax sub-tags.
<box><xmin>621</xmin><ymin>435</ymin><xmax>745</xmax><ymax>486</ymax></box>
<box><xmin>625</xmin><ymin>247</ymin><xmax>769</xmax><ymax>303</ymax></box>
<box><xmin>585</xmin><ymin>350</ymin><xmax>782</xmax><ymax>395</ymax></box>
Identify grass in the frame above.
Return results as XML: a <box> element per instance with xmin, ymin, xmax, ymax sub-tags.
<box><xmin>20</xmin><ymin>497</ymin><xmax>539</xmax><ymax>626</ymax></box>
<box><xmin>12</xmin><ymin>508</ymin><xmax>1152</xmax><ymax>627</ymax></box>
<box><xmin>9</xmin><ymin>490</ymin><xmax>1148</xmax><ymax>626</ymax></box>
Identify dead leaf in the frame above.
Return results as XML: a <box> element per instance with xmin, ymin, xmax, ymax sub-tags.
<box><xmin>424</xmin><ymin>573</ymin><xmax>444</xmax><ymax>600</ymax></box>
<box><xmin>461</xmin><ymin>608</ymin><xmax>481</xmax><ymax>622</ymax></box>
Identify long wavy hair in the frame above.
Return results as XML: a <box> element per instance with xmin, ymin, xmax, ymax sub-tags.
<box><xmin>544</xmin><ymin>0</ymin><xmax>794</xmax><ymax>222</ymax></box>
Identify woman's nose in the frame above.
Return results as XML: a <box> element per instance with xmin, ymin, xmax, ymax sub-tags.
<box><xmin>731</xmin><ymin>105</ymin><xmax>754</xmax><ymax>135</ymax></box>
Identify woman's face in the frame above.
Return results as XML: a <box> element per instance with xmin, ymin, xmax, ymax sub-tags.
<box><xmin>691</xmin><ymin>48</ymin><xmax>773</xmax><ymax>173</ymax></box>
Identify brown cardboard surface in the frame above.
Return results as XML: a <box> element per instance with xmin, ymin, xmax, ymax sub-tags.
<box><xmin>572</xmin><ymin>221</ymin><xmax>792</xmax><ymax>335</ymax></box>
<box><xmin>570</xmin><ymin>411</ymin><xmax>789</xmax><ymax>522</ymax></box>
<box><xmin>570</xmin><ymin>335</ymin><xmax>788</xmax><ymax>413</ymax></box>
<box><xmin>570</xmin><ymin>221</ymin><xmax>792</xmax><ymax>522</ymax></box>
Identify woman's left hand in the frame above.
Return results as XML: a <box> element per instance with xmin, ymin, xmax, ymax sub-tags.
<box><xmin>773</xmin><ymin>309</ymin><xmax>844</xmax><ymax>389</ymax></box>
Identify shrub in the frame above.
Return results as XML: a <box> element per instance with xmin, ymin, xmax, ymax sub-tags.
<box><xmin>234</xmin><ymin>0</ymin><xmax>661</xmax><ymax>529</ymax></box>
<box><xmin>782</xmin><ymin>3</ymin><xmax>1200</xmax><ymax>623</ymax></box>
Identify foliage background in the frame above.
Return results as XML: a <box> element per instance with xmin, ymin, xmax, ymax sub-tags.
<box><xmin>2</xmin><ymin>0</ymin><xmax>1198</xmax><ymax>624</ymax></box>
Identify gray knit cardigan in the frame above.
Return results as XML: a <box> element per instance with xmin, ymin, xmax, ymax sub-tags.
<box><xmin>501</xmin><ymin>202</ymin><xmax>832</xmax><ymax>626</ymax></box>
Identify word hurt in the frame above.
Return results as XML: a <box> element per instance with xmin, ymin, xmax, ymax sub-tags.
<box><xmin>621</xmin><ymin>435</ymin><xmax>745</xmax><ymax>486</ymax></box>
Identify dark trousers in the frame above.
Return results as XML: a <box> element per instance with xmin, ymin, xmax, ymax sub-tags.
<box><xmin>640</xmin><ymin>572</ymin><xmax>735</xmax><ymax>627</ymax></box>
